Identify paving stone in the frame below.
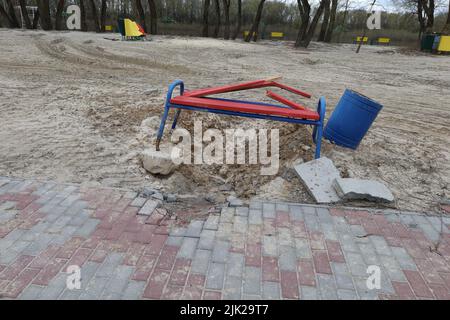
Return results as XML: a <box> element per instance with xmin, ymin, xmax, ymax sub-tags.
<box><xmin>249</xmin><ymin>201</ymin><xmax>263</xmax><ymax>210</ymax></box>
<box><xmin>220</xmin><ymin>207</ymin><xmax>235</xmax><ymax>223</ymax></box>
<box><xmin>204</xmin><ymin>215</ymin><xmax>220</xmax><ymax>230</ymax></box>
<box><xmin>262</xmin><ymin>203</ymin><xmax>276</xmax><ymax>219</ymax></box>
<box><xmin>262</xmin><ymin>281</ymin><xmax>280</xmax><ymax>300</ymax></box>
<box><xmin>294</xmin><ymin>157</ymin><xmax>341</xmax><ymax>203</ymax></box>
<box><xmin>337</xmin><ymin>289</ymin><xmax>359</xmax><ymax>300</ymax></box>
<box><xmin>185</xmin><ymin>220</ymin><xmax>204</xmax><ymax>238</ymax></box>
<box><xmin>248</xmin><ymin>209</ymin><xmax>263</xmax><ymax>225</ymax></box>
<box><xmin>278</xmin><ymin>246</ymin><xmax>297</xmax><ymax>271</ymax></box>
<box><xmin>39</xmin><ymin>273</ymin><xmax>67</xmax><ymax>299</ymax></box>
<box><xmin>262</xmin><ymin>235</ymin><xmax>278</xmax><ymax>257</ymax></box>
<box><xmin>233</xmin><ymin>215</ymin><xmax>248</xmax><ymax>234</ymax></box>
<box><xmin>198</xmin><ymin>230</ymin><xmax>216</xmax><ymax>250</ymax></box>
<box><xmin>294</xmin><ymin>238</ymin><xmax>311</xmax><ymax>259</ymax></box>
<box><xmin>223</xmin><ymin>276</ymin><xmax>242</xmax><ymax>300</ymax></box>
<box><xmin>19</xmin><ymin>284</ymin><xmax>45</xmax><ymax>300</ymax></box>
<box><xmin>288</xmin><ymin>205</ymin><xmax>304</xmax><ymax>221</ymax></box>
<box><xmin>177</xmin><ymin>237</ymin><xmax>198</xmax><ymax>259</ymax></box>
<box><xmin>191</xmin><ymin>249</ymin><xmax>211</xmax><ymax>274</ymax></box>
<box><xmin>130</xmin><ymin>197</ymin><xmax>147</xmax><ymax>207</ymax></box>
<box><xmin>206</xmin><ymin>263</ymin><xmax>225</xmax><ymax>290</ymax></box>
<box><xmin>243</xmin><ymin>266</ymin><xmax>261</xmax><ymax>295</ymax></box>
<box><xmin>301</xmin><ymin>286</ymin><xmax>320</xmax><ymax>300</ymax></box>
<box><xmin>166</xmin><ymin>236</ymin><xmax>183</xmax><ymax>247</ymax></box>
<box><xmin>96</xmin><ymin>253</ymin><xmax>124</xmax><ymax>277</ymax></box>
<box><xmin>73</xmin><ymin>219</ymin><xmax>100</xmax><ymax>238</ymax></box>
<box><xmin>390</xmin><ymin>247</ymin><xmax>417</xmax><ymax>271</ymax></box>
<box><xmin>169</xmin><ymin>227</ymin><xmax>187</xmax><ymax>237</ymax></box>
<box><xmin>212</xmin><ymin>241</ymin><xmax>230</xmax><ymax>263</ymax></box>
<box><xmin>378</xmin><ymin>255</ymin><xmax>406</xmax><ymax>282</ymax></box>
<box><xmin>138</xmin><ymin>199</ymin><xmax>160</xmax><ymax>216</ymax></box>
<box><xmin>277</xmin><ymin>228</ymin><xmax>293</xmax><ymax>247</ymax></box>
<box><xmin>235</xmin><ymin>207</ymin><xmax>249</xmax><ymax>217</ymax></box>
<box><xmin>317</xmin><ymin>274</ymin><xmax>338</xmax><ymax>300</ymax></box>
<box><xmin>226</xmin><ymin>252</ymin><xmax>244</xmax><ymax>278</ymax></box>
<box><xmin>78</xmin><ymin>276</ymin><xmax>110</xmax><ymax>300</ymax></box>
<box><xmin>122</xmin><ymin>280</ymin><xmax>146</xmax><ymax>300</ymax></box>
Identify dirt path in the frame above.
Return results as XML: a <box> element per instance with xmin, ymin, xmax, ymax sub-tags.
<box><xmin>0</xmin><ymin>29</ymin><xmax>448</xmax><ymax>212</ymax></box>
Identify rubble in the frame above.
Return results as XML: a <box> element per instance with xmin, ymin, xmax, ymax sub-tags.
<box><xmin>333</xmin><ymin>178</ymin><xmax>395</xmax><ymax>203</ymax></box>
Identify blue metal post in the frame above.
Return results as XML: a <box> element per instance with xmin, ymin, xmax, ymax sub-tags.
<box><xmin>314</xmin><ymin>97</ymin><xmax>326</xmax><ymax>159</ymax></box>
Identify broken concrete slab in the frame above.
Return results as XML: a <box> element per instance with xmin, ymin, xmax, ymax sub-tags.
<box><xmin>141</xmin><ymin>147</ymin><xmax>179</xmax><ymax>175</ymax></box>
<box><xmin>227</xmin><ymin>195</ymin><xmax>244</xmax><ymax>207</ymax></box>
<box><xmin>294</xmin><ymin>157</ymin><xmax>341</xmax><ymax>203</ymax></box>
<box><xmin>333</xmin><ymin>178</ymin><xmax>394</xmax><ymax>203</ymax></box>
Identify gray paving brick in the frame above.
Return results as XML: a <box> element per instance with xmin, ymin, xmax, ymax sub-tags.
<box><xmin>22</xmin><ymin>234</ymin><xmax>54</xmax><ymax>256</ymax></box>
<box><xmin>59</xmin><ymin>288</ymin><xmax>83</xmax><ymax>300</ymax></box>
<box><xmin>212</xmin><ymin>240</ymin><xmax>230</xmax><ymax>263</ymax></box>
<box><xmin>216</xmin><ymin>222</ymin><xmax>233</xmax><ymax>241</ymax></box>
<box><xmin>353</xmin><ymin>277</ymin><xmax>378</xmax><ymax>300</ymax></box>
<box><xmin>68</xmin><ymin>210</ymin><xmax>90</xmax><ymax>227</ymax></box>
<box><xmin>304</xmin><ymin>213</ymin><xmax>320</xmax><ymax>231</ymax></box>
<box><xmin>262</xmin><ymin>281</ymin><xmax>280</xmax><ymax>300</ymax></box>
<box><xmin>3</xmin><ymin>229</ymin><xmax>25</xmax><ymax>242</ymax></box>
<box><xmin>198</xmin><ymin>230</ymin><xmax>216</xmax><ymax>250</ymax></box>
<box><xmin>419</xmin><ymin>223</ymin><xmax>441</xmax><ymax>242</ymax></box>
<box><xmin>122</xmin><ymin>280</ymin><xmax>146</xmax><ymax>300</ymax></box>
<box><xmin>275</xmin><ymin>203</ymin><xmax>289</xmax><ymax>212</ymax></box>
<box><xmin>358</xmin><ymin>242</ymin><xmax>380</xmax><ymax>265</ymax></box>
<box><xmin>378</xmin><ymin>255</ymin><xmax>406</xmax><ymax>281</ymax></box>
<box><xmin>206</xmin><ymin>262</ymin><xmax>225</xmax><ymax>290</ymax></box>
<box><xmin>78</xmin><ymin>276</ymin><xmax>110</xmax><ymax>300</ymax></box>
<box><xmin>138</xmin><ymin>199</ymin><xmax>159</xmax><ymax>215</ymax></box>
<box><xmin>0</xmin><ymin>239</ymin><xmax>14</xmax><ymax>252</ymax></box>
<box><xmin>73</xmin><ymin>218</ymin><xmax>100</xmax><ymax>238</ymax></box>
<box><xmin>233</xmin><ymin>215</ymin><xmax>248</xmax><ymax>233</ymax></box>
<box><xmin>19</xmin><ymin>284</ymin><xmax>45</xmax><ymax>300</ymax></box>
<box><xmin>278</xmin><ymin>228</ymin><xmax>293</xmax><ymax>247</ymax></box>
<box><xmin>334</xmin><ymin>272</ymin><xmax>355</xmax><ymax>290</ymax></box>
<box><xmin>301</xmin><ymin>286</ymin><xmax>319</xmax><ymax>300</ymax></box>
<box><xmin>249</xmin><ymin>201</ymin><xmax>262</xmax><ymax>210</ymax></box>
<box><xmin>262</xmin><ymin>202</ymin><xmax>276</xmax><ymax>219</ymax></box>
<box><xmin>288</xmin><ymin>205</ymin><xmax>304</xmax><ymax>221</ymax></box>
<box><xmin>333</xmin><ymin>216</ymin><xmax>351</xmax><ymax>233</ymax></box>
<box><xmin>316</xmin><ymin>208</ymin><xmax>333</xmax><ymax>223</ymax></box>
<box><xmin>294</xmin><ymin>238</ymin><xmax>311</xmax><ymax>259</ymax></box>
<box><xmin>204</xmin><ymin>215</ymin><xmax>219</xmax><ymax>230</ymax></box>
<box><xmin>301</xmin><ymin>206</ymin><xmax>316</xmax><ymax>216</ymax></box>
<box><xmin>64</xmin><ymin>201</ymin><xmax>88</xmax><ymax>216</ymax></box>
<box><xmin>177</xmin><ymin>237</ymin><xmax>198</xmax><ymax>259</ymax></box>
<box><xmin>339</xmin><ymin>233</ymin><xmax>359</xmax><ymax>253</ymax></box>
<box><xmin>60</xmin><ymin>194</ymin><xmax>80</xmax><ymax>207</ymax></box>
<box><xmin>220</xmin><ymin>207</ymin><xmax>235</xmax><ymax>223</ymax></box>
<box><xmin>191</xmin><ymin>249</ymin><xmax>211</xmax><ymax>274</ymax></box>
<box><xmin>0</xmin><ymin>249</ymin><xmax>18</xmax><ymax>264</ymax></box>
<box><xmin>226</xmin><ymin>252</ymin><xmax>244</xmax><ymax>277</ymax></box>
<box><xmin>350</xmin><ymin>225</ymin><xmax>367</xmax><ymax>238</ymax></box>
<box><xmin>79</xmin><ymin>261</ymin><xmax>101</xmax><ymax>290</ymax></box>
<box><xmin>263</xmin><ymin>235</ymin><xmax>277</xmax><ymax>256</ymax></box>
<box><xmin>390</xmin><ymin>247</ymin><xmax>417</xmax><ymax>271</ymax></box>
<box><xmin>235</xmin><ymin>207</ymin><xmax>249</xmax><ymax>217</ymax></box>
<box><xmin>185</xmin><ymin>220</ymin><xmax>204</xmax><ymax>238</ymax></box>
<box><xmin>130</xmin><ymin>197</ymin><xmax>147</xmax><ymax>207</ymax></box>
<box><xmin>39</xmin><ymin>273</ymin><xmax>67</xmax><ymax>299</ymax></box>
<box><xmin>317</xmin><ymin>274</ymin><xmax>338</xmax><ymax>300</ymax></box>
<box><xmin>337</xmin><ymin>289</ymin><xmax>358</xmax><ymax>300</ymax></box>
<box><xmin>242</xmin><ymin>294</ymin><xmax>261</xmax><ymax>300</ymax></box>
<box><xmin>169</xmin><ymin>227</ymin><xmax>187</xmax><ymax>237</ymax></box>
<box><xmin>223</xmin><ymin>276</ymin><xmax>242</xmax><ymax>300</ymax></box>
<box><xmin>243</xmin><ymin>266</ymin><xmax>261</xmax><ymax>295</ymax></box>
<box><xmin>166</xmin><ymin>236</ymin><xmax>183</xmax><ymax>246</ymax></box>
<box><xmin>248</xmin><ymin>209</ymin><xmax>263</xmax><ymax>225</ymax></box>
<box><xmin>96</xmin><ymin>253</ymin><xmax>124</xmax><ymax>277</ymax></box>
<box><xmin>278</xmin><ymin>245</ymin><xmax>297</xmax><ymax>271</ymax></box>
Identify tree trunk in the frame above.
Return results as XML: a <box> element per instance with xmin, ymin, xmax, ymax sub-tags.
<box><xmin>442</xmin><ymin>0</ymin><xmax>450</xmax><ymax>34</ymax></box>
<box><xmin>147</xmin><ymin>0</ymin><xmax>158</xmax><ymax>34</ymax></box>
<box><xmin>202</xmin><ymin>0</ymin><xmax>210</xmax><ymax>37</ymax></box>
<box><xmin>295</xmin><ymin>0</ymin><xmax>310</xmax><ymax>45</ymax></box>
<box><xmin>318</xmin><ymin>0</ymin><xmax>330</xmax><ymax>41</ymax></box>
<box><xmin>100</xmin><ymin>0</ymin><xmax>107</xmax><ymax>32</ymax></box>
<box><xmin>32</xmin><ymin>8</ymin><xmax>40</xmax><ymax>29</ymax></box>
<box><xmin>222</xmin><ymin>0</ymin><xmax>231</xmax><ymax>39</ymax></box>
<box><xmin>5</xmin><ymin>0</ymin><xmax>20</xmax><ymax>28</ymax></box>
<box><xmin>232</xmin><ymin>0</ymin><xmax>241</xmax><ymax>40</ymax></box>
<box><xmin>55</xmin><ymin>0</ymin><xmax>65</xmax><ymax>30</ymax></box>
<box><xmin>89</xmin><ymin>0</ymin><xmax>100</xmax><ymax>32</ymax></box>
<box><xmin>19</xmin><ymin>0</ymin><xmax>33</xmax><ymax>29</ymax></box>
<box><xmin>135</xmin><ymin>0</ymin><xmax>146</xmax><ymax>32</ymax></box>
<box><xmin>79</xmin><ymin>0</ymin><xmax>87</xmax><ymax>31</ymax></box>
<box><xmin>244</xmin><ymin>0</ymin><xmax>265</xmax><ymax>42</ymax></box>
<box><xmin>324</xmin><ymin>0</ymin><xmax>337</xmax><ymax>42</ymax></box>
<box><xmin>213</xmin><ymin>0</ymin><xmax>220</xmax><ymax>38</ymax></box>
<box><xmin>0</xmin><ymin>2</ymin><xmax>16</xmax><ymax>28</ymax></box>
<box><xmin>37</xmin><ymin>0</ymin><xmax>52</xmax><ymax>30</ymax></box>
<box><xmin>296</xmin><ymin>0</ymin><xmax>326</xmax><ymax>48</ymax></box>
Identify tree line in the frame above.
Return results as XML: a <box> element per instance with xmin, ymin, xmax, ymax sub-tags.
<box><xmin>1</xmin><ymin>0</ymin><xmax>449</xmax><ymax>47</ymax></box>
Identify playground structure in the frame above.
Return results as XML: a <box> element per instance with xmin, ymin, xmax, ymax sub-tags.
<box><xmin>421</xmin><ymin>33</ymin><xmax>450</xmax><ymax>54</ymax></box>
<box><xmin>117</xmin><ymin>18</ymin><xmax>147</xmax><ymax>40</ymax></box>
<box><xmin>155</xmin><ymin>78</ymin><xmax>326</xmax><ymax>159</ymax></box>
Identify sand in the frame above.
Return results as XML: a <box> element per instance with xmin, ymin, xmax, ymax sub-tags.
<box><xmin>0</xmin><ymin>29</ymin><xmax>448</xmax><ymax>213</ymax></box>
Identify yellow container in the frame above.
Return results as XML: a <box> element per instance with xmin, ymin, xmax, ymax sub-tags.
<box><xmin>438</xmin><ymin>35</ymin><xmax>450</xmax><ymax>52</ymax></box>
<box><xmin>356</xmin><ymin>36</ymin><xmax>368</xmax><ymax>43</ymax></box>
<box><xmin>243</xmin><ymin>31</ymin><xmax>257</xmax><ymax>37</ymax></box>
<box><xmin>378</xmin><ymin>37</ymin><xmax>390</xmax><ymax>44</ymax></box>
<box><xmin>105</xmin><ymin>25</ymin><xmax>113</xmax><ymax>31</ymax></box>
<box><xmin>271</xmin><ymin>32</ymin><xmax>284</xmax><ymax>38</ymax></box>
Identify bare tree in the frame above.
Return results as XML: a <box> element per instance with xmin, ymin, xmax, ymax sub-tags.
<box><xmin>135</xmin><ymin>0</ymin><xmax>147</xmax><ymax>32</ymax></box>
<box><xmin>318</xmin><ymin>0</ymin><xmax>330</xmax><ymax>41</ymax></box>
<box><xmin>88</xmin><ymin>0</ymin><xmax>100</xmax><ymax>32</ymax></box>
<box><xmin>32</xmin><ymin>8</ymin><xmax>40</xmax><ymax>29</ymax></box>
<box><xmin>295</xmin><ymin>0</ymin><xmax>326</xmax><ymax>48</ymax></box>
<box><xmin>222</xmin><ymin>0</ymin><xmax>231</xmax><ymax>39</ymax></box>
<box><xmin>202</xmin><ymin>0</ymin><xmax>210</xmax><ymax>36</ymax></box>
<box><xmin>232</xmin><ymin>0</ymin><xmax>242</xmax><ymax>39</ymax></box>
<box><xmin>19</xmin><ymin>0</ymin><xmax>32</xmax><ymax>29</ymax></box>
<box><xmin>37</xmin><ymin>0</ymin><xmax>52</xmax><ymax>30</ymax></box>
<box><xmin>296</xmin><ymin>0</ymin><xmax>310</xmax><ymax>43</ymax></box>
<box><xmin>442</xmin><ymin>0</ymin><xmax>450</xmax><ymax>33</ymax></box>
<box><xmin>213</xmin><ymin>0</ymin><xmax>221</xmax><ymax>37</ymax></box>
<box><xmin>418</xmin><ymin>0</ymin><xmax>435</xmax><ymax>35</ymax></box>
<box><xmin>55</xmin><ymin>0</ymin><xmax>65</xmax><ymax>30</ymax></box>
<box><xmin>147</xmin><ymin>0</ymin><xmax>158</xmax><ymax>34</ymax></box>
<box><xmin>79</xmin><ymin>0</ymin><xmax>87</xmax><ymax>31</ymax></box>
<box><xmin>100</xmin><ymin>0</ymin><xmax>107</xmax><ymax>32</ymax></box>
<box><xmin>324</xmin><ymin>0</ymin><xmax>338</xmax><ymax>42</ymax></box>
<box><xmin>244</xmin><ymin>0</ymin><xmax>265</xmax><ymax>42</ymax></box>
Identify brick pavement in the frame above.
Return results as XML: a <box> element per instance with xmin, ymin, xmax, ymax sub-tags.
<box><xmin>1</xmin><ymin>176</ymin><xmax>450</xmax><ymax>300</ymax></box>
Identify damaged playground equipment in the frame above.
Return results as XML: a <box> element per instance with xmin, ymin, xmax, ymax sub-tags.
<box><xmin>117</xmin><ymin>18</ymin><xmax>147</xmax><ymax>40</ymax></box>
<box><xmin>155</xmin><ymin>78</ymin><xmax>383</xmax><ymax>160</ymax></box>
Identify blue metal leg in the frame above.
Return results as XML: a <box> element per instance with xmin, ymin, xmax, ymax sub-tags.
<box><xmin>169</xmin><ymin>109</ymin><xmax>182</xmax><ymax>134</ymax></box>
<box><xmin>155</xmin><ymin>80</ymin><xmax>185</xmax><ymax>151</ymax></box>
<box><xmin>314</xmin><ymin>97</ymin><xmax>326</xmax><ymax>159</ymax></box>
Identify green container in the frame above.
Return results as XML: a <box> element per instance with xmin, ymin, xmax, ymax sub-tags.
<box><xmin>421</xmin><ymin>34</ymin><xmax>436</xmax><ymax>51</ymax></box>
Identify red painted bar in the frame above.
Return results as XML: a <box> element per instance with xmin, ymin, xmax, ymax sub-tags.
<box><xmin>266</xmin><ymin>90</ymin><xmax>307</xmax><ymax>110</ymax></box>
<box><xmin>170</xmin><ymin>96</ymin><xmax>320</xmax><ymax>120</ymax></box>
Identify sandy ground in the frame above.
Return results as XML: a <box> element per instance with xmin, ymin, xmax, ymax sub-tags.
<box><xmin>0</xmin><ymin>29</ymin><xmax>448</xmax><ymax>213</ymax></box>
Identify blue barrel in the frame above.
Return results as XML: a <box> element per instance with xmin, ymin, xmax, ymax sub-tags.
<box><xmin>323</xmin><ymin>89</ymin><xmax>383</xmax><ymax>150</ymax></box>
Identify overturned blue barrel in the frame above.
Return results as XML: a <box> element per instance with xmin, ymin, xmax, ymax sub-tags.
<box><xmin>323</xmin><ymin>89</ymin><xmax>383</xmax><ymax>150</ymax></box>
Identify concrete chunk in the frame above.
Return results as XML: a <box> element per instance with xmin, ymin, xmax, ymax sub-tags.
<box><xmin>333</xmin><ymin>178</ymin><xmax>394</xmax><ymax>203</ymax></box>
<box><xmin>294</xmin><ymin>157</ymin><xmax>341</xmax><ymax>203</ymax></box>
<box><xmin>141</xmin><ymin>147</ymin><xmax>179</xmax><ymax>175</ymax></box>
<box><xmin>138</xmin><ymin>199</ymin><xmax>160</xmax><ymax>216</ymax></box>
